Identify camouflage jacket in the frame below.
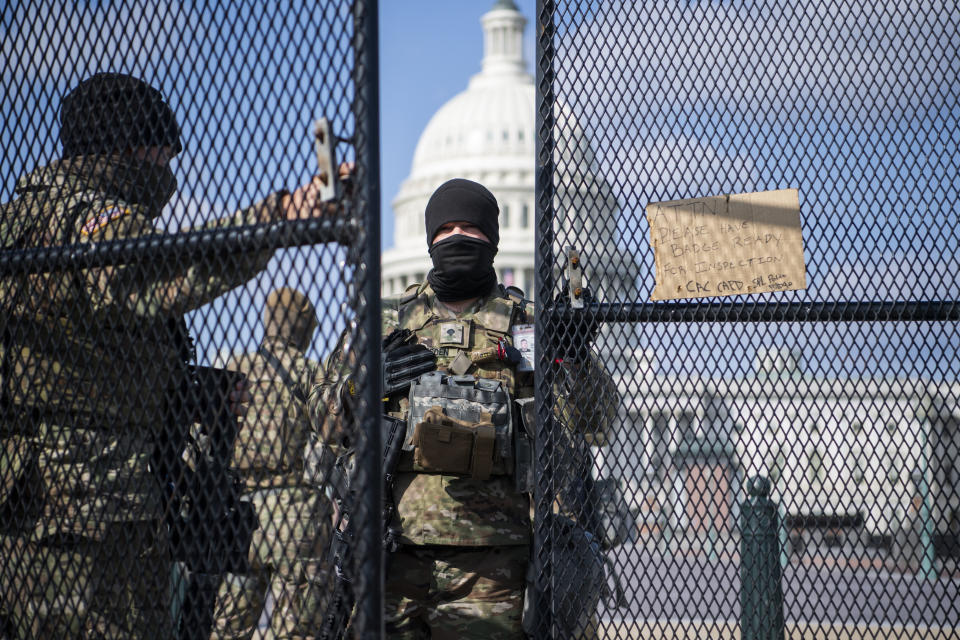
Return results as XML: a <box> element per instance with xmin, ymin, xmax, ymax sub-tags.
<box><xmin>224</xmin><ymin>336</ymin><xmax>324</xmax><ymax>491</ymax></box>
<box><xmin>310</xmin><ymin>282</ymin><xmax>618</xmax><ymax>547</ymax></box>
<box><xmin>0</xmin><ymin>157</ymin><xmax>282</xmax><ymax>539</ymax></box>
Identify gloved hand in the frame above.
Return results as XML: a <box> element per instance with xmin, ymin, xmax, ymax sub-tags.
<box><xmin>382</xmin><ymin>329</ymin><xmax>437</xmax><ymax>396</ymax></box>
<box><xmin>550</xmin><ymin>285</ymin><xmax>601</xmax><ymax>363</ymax></box>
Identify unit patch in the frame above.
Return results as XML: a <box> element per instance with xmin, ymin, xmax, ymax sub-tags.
<box><xmin>438</xmin><ymin>321</ymin><xmax>469</xmax><ymax>347</ymax></box>
<box><xmin>80</xmin><ymin>206</ymin><xmax>131</xmax><ymax>236</ymax></box>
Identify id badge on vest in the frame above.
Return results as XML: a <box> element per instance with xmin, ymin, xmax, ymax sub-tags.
<box><xmin>511</xmin><ymin>324</ymin><xmax>534</xmax><ymax>372</ymax></box>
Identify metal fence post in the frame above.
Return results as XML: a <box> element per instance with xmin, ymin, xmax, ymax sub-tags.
<box><xmin>353</xmin><ymin>0</ymin><xmax>383</xmax><ymax>636</ymax></box>
<box><xmin>534</xmin><ymin>0</ymin><xmax>559</xmax><ymax>637</ymax></box>
<box><xmin>915</xmin><ymin>394</ymin><xmax>938</xmax><ymax>581</ymax></box>
<box><xmin>740</xmin><ymin>476</ymin><xmax>785</xmax><ymax>640</ymax></box>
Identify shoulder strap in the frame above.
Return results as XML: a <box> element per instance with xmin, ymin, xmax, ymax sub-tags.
<box><xmin>399</xmin><ymin>283</ymin><xmax>421</xmax><ymax>305</ymax></box>
<box><xmin>500</xmin><ymin>284</ymin><xmax>532</xmax><ymax>325</ymax></box>
<box><xmin>257</xmin><ymin>345</ymin><xmax>307</xmax><ymax>404</ymax></box>
<box><xmin>395</xmin><ymin>282</ymin><xmax>433</xmax><ymax>331</ymax></box>
<box><xmin>383</xmin><ymin>283</ymin><xmax>420</xmax><ymax>323</ymax></box>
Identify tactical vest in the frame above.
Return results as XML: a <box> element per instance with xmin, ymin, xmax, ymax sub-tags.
<box><xmin>389</xmin><ymin>283</ymin><xmax>534</xmax><ymax>475</ymax></box>
<box><xmin>403</xmin><ymin>372</ymin><xmax>513</xmax><ymax>479</ymax></box>
<box><xmin>384</xmin><ymin>283</ymin><xmax>535</xmax><ymax>546</ymax></box>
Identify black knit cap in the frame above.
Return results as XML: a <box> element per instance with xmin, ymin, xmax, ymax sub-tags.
<box><xmin>59</xmin><ymin>73</ymin><xmax>182</xmax><ymax>157</ymax></box>
<box><xmin>424</xmin><ymin>178</ymin><xmax>500</xmax><ymax>248</ymax></box>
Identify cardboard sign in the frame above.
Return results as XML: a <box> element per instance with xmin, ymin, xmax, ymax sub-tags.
<box><xmin>646</xmin><ymin>188</ymin><xmax>807</xmax><ymax>301</ymax></box>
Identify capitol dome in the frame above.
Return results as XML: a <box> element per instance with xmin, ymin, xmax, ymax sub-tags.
<box><xmin>382</xmin><ymin>0</ymin><xmax>537</xmax><ymax>297</ymax></box>
<box><xmin>382</xmin><ymin>0</ymin><xmax>635</xmax><ymax>300</ymax></box>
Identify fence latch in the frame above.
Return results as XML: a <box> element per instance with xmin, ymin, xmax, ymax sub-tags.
<box><xmin>313</xmin><ymin>117</ymin><xmax>341</xmax><ymax>202</ymax></box>
<box><xmin>566</xmin><ymin>246</ymin><xmax>584</xmax><ymax>309</ymax></box>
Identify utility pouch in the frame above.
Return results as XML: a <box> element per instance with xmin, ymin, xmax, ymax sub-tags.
<box><xmin>0</xmin><ymin>386</ymin><xmax>41</xmax><ymax>526</ymax></box>
<box><xmin>412</xmin><ymin>406</ymin><xmax>496</xmax><ymax>480</ymax></box>
<box><xmin>0</xmin><ymin>434</ymin><xmax>40</xmax><ymax>531</ymax></box>
<box><xmin>406</xmin><ymin>372</ymin><xmax>513</xmax><ymax>475</ymax></box>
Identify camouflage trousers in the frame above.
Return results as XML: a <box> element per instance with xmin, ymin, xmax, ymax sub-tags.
<box><xmin>385</xmin><ymin>545</ymin><xmax>527</xmax><ymax>640</ymax></box>
<box><xmin>209</xmin><ymin>486</ymin><xmax>334</xmax><ymax>640</ymax></box>
<box><xmin>0</xmin><ymin>521</ymin><xmax>172</xmax><ymax>639</ymax></box>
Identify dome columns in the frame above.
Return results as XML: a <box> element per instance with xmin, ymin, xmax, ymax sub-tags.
<box><xmin>480</xmin><ymin>3</ymin><xmax>527</xmax><ymax>79</ymax></box>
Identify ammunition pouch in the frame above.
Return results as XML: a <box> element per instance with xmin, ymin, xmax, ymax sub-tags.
<box><xmin>411</xmin><ymin>406</ymin><xmax>497</xmax><ymax>480</ymax></box>
<box><xmin>160</xmin><ymin>366</ymin><xmax>257</xmax><ymax>578</ymax></box>
<box><xmin>0</xmin><ymin>384</ymin><xmax>43</xmax><ymax>530</ymax></box>
<box><xmin>169</xmin><ymin>463</ymin><xmax>257</xmax><ymax>575</ymax></box>
<box><xmin>404</xmin><ymin>372</ymin><xmax>512</xmax><ymax>477</ymax></box>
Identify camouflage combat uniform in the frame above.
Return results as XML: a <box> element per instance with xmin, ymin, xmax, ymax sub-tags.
<box><xmin>312</xmin><ymin>280</ymin><xmax>615</xmax><ymax>640</ymax></box>
<box><xmin>0</xmin><ymin>155</ymin><xmax>284</xmax><ymax>639</ymax></box>
<box><xmin>382</xmin><ymin>282</ymin><xmax>533</xmax><ymax>639</ymax></box>
<box><xmin>209</xmin><ymin>288</ymin><xmax>334</xmax><ymax>640</ymax></box>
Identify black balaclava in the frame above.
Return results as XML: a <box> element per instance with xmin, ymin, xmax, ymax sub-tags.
<box><xmin>424</xmin><ymin>179</ymin><xmax>500</xmax><ymax>302</ymax></box>
<box><xmin>60</xmin><ymin>73</ymin><xmax>182</xmax><ymax>158</ymax></box>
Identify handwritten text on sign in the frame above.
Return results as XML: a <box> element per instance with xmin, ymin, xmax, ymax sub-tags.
<box><xmin>646</xmin><ymin>189</ymin><xmax>807</xmax><ymax>301</ymax></box>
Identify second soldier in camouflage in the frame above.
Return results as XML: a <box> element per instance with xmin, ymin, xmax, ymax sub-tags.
<box><xmin>209</xmin><ymin>288</ymin><xmax>333</xmax><ymax>639</ymax></box>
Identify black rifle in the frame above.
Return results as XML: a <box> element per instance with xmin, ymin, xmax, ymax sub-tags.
<box><xmin>319</xmin><ymin>328</ymin><xmax>431</xmax><ymax>639</ymax></box>
<box><xmin>319</xmin><ymin>414</ymin><xmax>407</xmax><ymax>640</ymax></box>
<box><xmin>157</xmin><ymin>363</ymin><xmax>257</xmax><ymax>640</ymax></box>
<box><xmin>381</xmin><ymin>415</ymin><xmax>406</xmax><ymax>553</ymax></box>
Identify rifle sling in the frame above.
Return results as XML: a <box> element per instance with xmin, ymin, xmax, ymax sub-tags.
<box><xmin>257</xmin><ymin>345</ymin><xmax>307</xmax><ymax>404</ymax></box>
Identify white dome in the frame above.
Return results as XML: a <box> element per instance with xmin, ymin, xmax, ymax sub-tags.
<box><xmin>410</xmin><ymin>2</ymin><xmax>533</xmax><ymax>177</ymax></box>
<box><xmin>383</xmin><ymin>1</ymin><xmax>537</xmax><ymax>298</ymax></box>
<box><xmin>382</xmin><ymin>1</ymin><xmax>634</xmax><ymax>300</ymax></box>
<box><xmin>409</xmin><ymin>81</ymin><xmax>534</xmax><ymax>179</ymax></box>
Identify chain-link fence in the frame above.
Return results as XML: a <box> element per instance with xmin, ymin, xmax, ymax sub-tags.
<box><xmin>0</xmin><ymin>1</ymin><xmax>381</xmax><ymax>638</ymax></box>
<box><xmin>4</xmin><ymin>0</ymin><xmax>959</xmax><ymax>638</ymax></box>
<box><xmin>535</xmin><ymin>1</ymin><xmax>959</xmax><ymax>639</ymax></box>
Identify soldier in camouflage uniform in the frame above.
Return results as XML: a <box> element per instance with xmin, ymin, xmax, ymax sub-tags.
<box><xmin>0</xmin><ymin>74</ymin><xmax>335</xmax><ymax>639</ymax></box>
<box><xmin>311</xmin><ymin>179</ymin><xmax>616</xmax><ymax>639</ymax></box>
<box><xmin>210</xmin><ymin>287</ymin><xmax>334</xmax><ymax>639</ymax></box>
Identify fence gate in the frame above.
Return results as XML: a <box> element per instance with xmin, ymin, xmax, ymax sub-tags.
<box><xmin>534</xmin><ymin>1</ymin><xmax>959</xmax><ymax>638</ymax></box>
<box><xmin>0</xmin><ymin>1</ymin><xmax>381</xmax><ymax>638</ymax></box>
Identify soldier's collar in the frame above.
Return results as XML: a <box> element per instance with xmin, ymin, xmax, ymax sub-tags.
<box><xmin>16</xmin><ymin>162</ymin><xmax>87</xmax><ymax>198</ymax></box>
<box><xmin>425</xmin><ymin>282</ymin><xmax>500</xmax><ymax>318</ymax></box>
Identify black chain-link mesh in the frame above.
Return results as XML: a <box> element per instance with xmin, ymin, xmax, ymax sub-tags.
<box><xmin>0</xmin><ymin>1</ymin><xmax>380</xmax><ymax>638</ymax></box>
<box><xmin>535</xmin><ymin>1</ymin><xmax>959</xmax><ymax>638</ymax></box>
